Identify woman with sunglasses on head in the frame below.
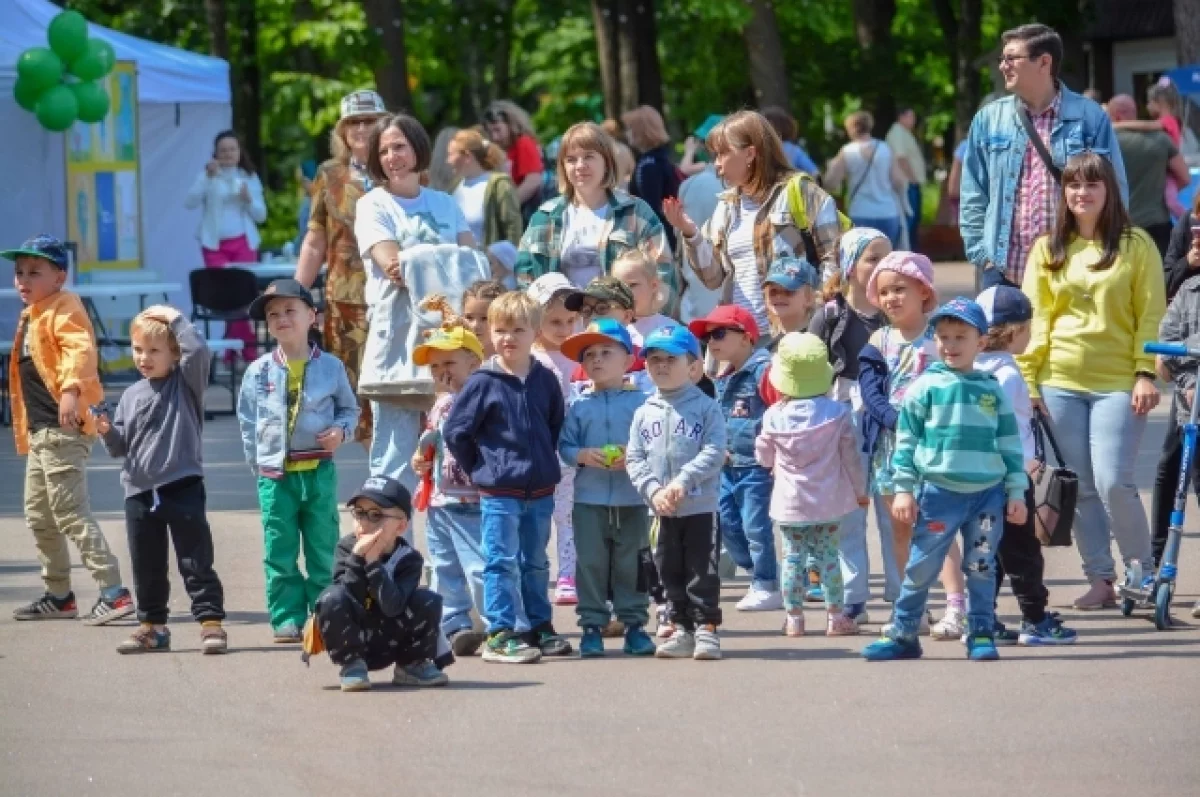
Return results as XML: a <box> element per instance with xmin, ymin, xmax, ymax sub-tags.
<box><xmin>445</xmin><ymin>128</ymin><xmax>524</xmax><ymax>257</ymax></box>
<box><xmin>484</xmin><ymin>100</ymin><xmax>545</xmax><ymax>221</ymax></box>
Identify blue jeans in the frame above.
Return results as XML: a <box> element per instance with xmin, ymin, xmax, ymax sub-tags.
<box><xmin>719</xmin><ymin>466</ymin><xmax>779</xmax><ymax>592</ymax></box>
<box><xmin>369</xmin><ymin>401</ymin><xmax>421</xmax><ymax>493</ymax></box>
<box><xmin>850</xmin><ymin>215</ymin><xmax>902</xmax><ymax>249</ymax></box>
<box><xmin>1040</xmin><ymin>387</ymin><xmax>1153</xmax><ymax>581</ymax></box>
<box><xmin>905</xmin><ymin>183</ymin><xmax>922</xmax><ymax>250</ymax></box>
<box><xmin>426</xmin><ymin>503</ymin><xmax>489</xmax><ymax>637</ymax></box>
<box><xmin>479</xmin><ymin>495</ymin><xmax>554</xmax><ymax>633</ymax></box>
<box><xmin>839</xmin><ymin>408</ymin><xmax>901</xmax><ymax>604</ymax></box>
<box><xmin>890</xmin><ymin>482</ymin><xmax>1005</xmax><ymax>640</ymax></box>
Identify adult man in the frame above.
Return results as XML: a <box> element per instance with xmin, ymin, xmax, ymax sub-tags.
<box><xmin>1108</xmin><ymin>94</ymin><xmax>1191</xmax><ymax>257</ymax></box>
<box><xmin>960</xmin><ymin>24</ymin><xmax>1127</xmax><ymax>289</ymax></box>
<box><xmin>886</xmin><ymin>108</ymin><xmax>926</xmax><ymax>250</ymax></box>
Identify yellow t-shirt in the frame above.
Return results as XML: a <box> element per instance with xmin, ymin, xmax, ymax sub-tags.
<box><xmin>285</xmin><ymin>359</ymin><xmax>319</xmax><ymax>472</ymax></box>
<box><xmin>1017</xmin><ymin>229</ymin><xmax>1165</xmax><ymax>396</ymax></box>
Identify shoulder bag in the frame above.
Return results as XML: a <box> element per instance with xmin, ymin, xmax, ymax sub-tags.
<box><xmin>1017</xmin><ymin>107</ymin><xmax>1063</xmax><ymax>184</ymax></box>
<box><xmin>1031</xmin><ymin>408</ymin><xmax>1077</xmax><ymax>546</ymax></box>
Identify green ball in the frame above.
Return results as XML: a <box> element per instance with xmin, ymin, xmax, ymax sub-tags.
<box><xmin>35</xmin><ymin>84</ymin><xmax>79</xmax><ymax>132</ymax></box>
<box><xmin>71</xmin><ymin>80</ymin><xmax>110</xmax><ymax>124</ymax></box>
<box><xmin>16</xmin><ymin>47</ymin><xmax>64</xmax><ymax>95</ymax></box>
<box><xmin>69</xmin><ymin>39</ymin><xmax>115</xmax><ymax>81</ymax></box>
<box><xmin>48</xmin><ymin>10</ymin><xmax>90</xmax><ymax>64</ymax></box>
<box><xmin>13</xmin><ymin>78</ymin><xmax>41</xmax><ymax>112</ymax></box>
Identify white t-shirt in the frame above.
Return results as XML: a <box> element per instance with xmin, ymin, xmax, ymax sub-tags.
<box><xmin>842</xmin><ymin>140</ymin><xmax>899</xmax><ymax>220</ymax></box>
<box><xmin>453</xmin><ymin>173</ymin><xmax>490</xmax><ymax>246</ymax></box>
<box><xmin>355</xmin><ymin>186</ymin><xmax>470</xmax><ymax>258</ymax></box>
<box><xmin>215</xmin><ymin>168</ymin><xmax>248</xmax><ymax>239</ymax></box>
<box><xmin>727</xmin><ymin>195</ymin><xmax>770</xmax><ymax>335</ymax></box>
<box><xmin>560</xmin><ymin>202</ymin><xmax>610</xmax><ymax>288</ymax></box>
<box><xmin>629</xmin><ymin>313</ymin><xmax>672</xmax><ymax>347</ymax></box>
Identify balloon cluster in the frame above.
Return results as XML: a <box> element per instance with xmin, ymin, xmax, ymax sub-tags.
<box><xmin>13</xmin><ymin>11</ymin><xmax>115</xmax><ymax>132</ymax></box>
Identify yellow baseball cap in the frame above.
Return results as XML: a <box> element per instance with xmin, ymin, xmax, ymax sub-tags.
<box><xmin>413</xmin><ymin>326</ymin><xmax>484</xmax><ymax>366</ymax></box>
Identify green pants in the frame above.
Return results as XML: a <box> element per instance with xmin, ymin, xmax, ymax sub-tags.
<box><xmin>573</xmin><ymin>503</ymin><xmax>650</xmax><ymax>629</ymax></box>
<box><xmin>257</xmin><ymin>461</ymin><xmax>340</xmax><ymax>630</ymax></box>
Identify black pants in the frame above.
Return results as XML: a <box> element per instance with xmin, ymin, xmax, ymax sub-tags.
<box><xmin>994</xmin><ymin>485</ymin><xmax>1047</xmax><ymax>624</ymax></box>
<box><xmin>125</xmin><ymin>476</ymin><xmax>224</xmax><ymax>625</ymax></box>
<box><xmin>655</xmin><ymin>513</ymin><xmax>721</xmax><ymax>629</ymax></box>
<box><xmin>1144</xmin><ymin>222</ymin><xmax>1173</xmax><ymax>260</ymax></box>
<box><xmin>315</xmin><ymin>583</ymin><xmax>449</xmax><ymax>670</ymax></box>
<box><xmin>1151</xmin><ymin>411</ymin><xmax>1200</xmax><ymax>563</ymax></box>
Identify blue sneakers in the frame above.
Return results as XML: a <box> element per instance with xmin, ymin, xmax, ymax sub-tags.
<box><xmin>862</xmin><ymin>636</ymin><xmax>923</xmax><ymax>661</ymax></box>
<box><xmin>992</xmin><ymin>620</ymin><xmax>1020</xmax><ymax>646</ymax></box>
<box><xmin>966</xmin><ymin>634</ymin><xmax>999</xmax><ymax>661</ymax></box>
<box><xmin>843</xmin><ymin>603</ymin><xmax>870</xmax><ymax>626</ymax></box>
<box><xmin>580</xmin><ymin>627</ymin><xmax>605</xmax><ymax>658</ymax></box>
<box><xmin>1018</xmin><ymin>613</ymin><xmax>1078</xmax><ymax>646</ymax></box>
<box><xmin>339</xmin><ymin>658</ymin><xmax>371</xmax><ymax>691</ymax></box>
<box><xmin>623</xmin><ymin>624</ymin><xmax>657</xmax><ymax>656</ymax></box>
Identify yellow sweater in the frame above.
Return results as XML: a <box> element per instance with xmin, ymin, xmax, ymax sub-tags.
<box><xmin>1018</xmin><ymin>229</ymin><xmax>1165</xmax><ymax>397</ymax></box>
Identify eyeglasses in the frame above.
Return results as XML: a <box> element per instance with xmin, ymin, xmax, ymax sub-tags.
<box><xmin>579</xmin><ymin>301</ymin><xmax>614</xmax><ymax>319</ymax></box>
<box><xmin>702</xmin><ymin>327</ymin><xmax>741</xmax><ymax>342</ymax></box>
<box><xmin>349</xmin><ymin>507</ymin><xmax>405</xmax><ymax>524</ymax></box>
<box><xmin>998</xmin><ymin>54</ymin><xmax>1032</xmax><ymax>67</ymax></box>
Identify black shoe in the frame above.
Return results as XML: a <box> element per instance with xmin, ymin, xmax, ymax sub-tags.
<box><xmin>13</xmin><ymin>592</ymin><xmax>77</xmax><ymax>620</ymax></box>
<box><xmin>524</xmin><ymin>623</ymin><xmax>573</xmax><ymax>656</ymax></box>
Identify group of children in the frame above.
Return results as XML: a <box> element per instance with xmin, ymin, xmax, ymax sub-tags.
<box><xmin>8</xmin><ymin>221</ymin><xmax>1108</xmax><ymax>690</ymax></box>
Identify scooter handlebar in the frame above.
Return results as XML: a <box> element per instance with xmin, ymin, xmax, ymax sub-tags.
<box><xmin>1144</xmin><ymin>342</ymin><xmax>1191</xmax><ymax>357</ymax></box>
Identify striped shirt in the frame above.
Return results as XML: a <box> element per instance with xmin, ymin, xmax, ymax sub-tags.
<box><xmin>1005</xmin><ymin>93</ymin><xmax>1061</xmax><ymax>285</ymax></box>
<box><xmin>728</xmin><ymin>195</ymin><xmax>771</xmax><ymax>334</ymax></box>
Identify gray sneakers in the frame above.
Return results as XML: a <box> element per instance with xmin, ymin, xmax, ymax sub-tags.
<box><xmin>654</xmin><ymin>629</ymin><xmax>695</xmax><ymax>658</ymax></box>
<box><xmin>693</xmin><ymin>625</ymin><xmax>721</xmax><ymax>660</ymax></box>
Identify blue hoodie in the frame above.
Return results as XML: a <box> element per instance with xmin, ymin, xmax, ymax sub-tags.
<box><xmin>713</xmin><ymin>347</ymin><xmax>772</xmax><ymax>468</ymax></box>
<box><xmin>443</xmin><ymin>356</ymin><xmax>565</xmax><ymax>499</ymax></box>
<box><xmin>558</xmin><ymin>384</ymin><xmax>648</xmax><ymax>507</ymax></box>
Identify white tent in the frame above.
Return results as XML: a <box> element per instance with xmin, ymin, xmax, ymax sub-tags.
<box><xmin>0</xmin><ymin>0</ymin><xmax>232</xmax><ymax>338</ymax></box>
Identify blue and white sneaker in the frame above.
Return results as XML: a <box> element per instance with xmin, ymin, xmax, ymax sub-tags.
<box><xmin>862</xmin><ymin>635</ymin><xmax>922</xmax><ymax>661</ymax></box>
<box><xmin>1018</xmin><ymin>614</ymin><xmax>1078</xmax><ymax>646</ymax></box>
<box><xmin>843</xmin><ymin>603</ymin><xmax>870</xmax><ymax>626</ymax></box>
<box><xmin>392</xmin><ymin>659</ymin><xmax>449</xmax><ymax>687</ymax></box>
<box><xmin>339</xmin><ymin>658</ymin><xmax>371</xmax><ymax>692</ymax></box>
<box><xmin>965</xmin><ymin>634</ymin><xmax>999</xmax><ymax>661</ymax></box>
<box><xmin>962</xmin><ymin>619</ymin><xmax>1019</xmax><ymax>646</ymax></box>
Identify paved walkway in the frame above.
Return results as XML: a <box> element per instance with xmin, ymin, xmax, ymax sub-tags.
<box><xmin>1</xmin><ymin>263</ymin><xmax>1197</xmax><ymax>796</ymax></box>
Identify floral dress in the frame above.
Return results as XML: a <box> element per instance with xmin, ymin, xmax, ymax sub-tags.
<box><xmin>871</xmin><ymin>326</ymin><xmax>937</xmax><ymax>495</ymax></box>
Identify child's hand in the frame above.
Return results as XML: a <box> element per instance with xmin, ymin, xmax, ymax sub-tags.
<box><xmin>316</xmin><ymin>426</ymin><xmax>344</xmax><ymax>451</ymax></box>
<box><xmin>58</xmin><ymin>389</ymin><xmax>80</xmax><ymax>429</ymax></box>
<box><xmin>577</xmin><ymin>448</ymin><xmax>609</xmax><ymax>469</ymax></box>
<box><xmin>608</xmin><ymin>454</ymin><xmax>626</xmax><ymax>471</ymax></box>
<box><xmin>891</xmin><ymin>493</ymin><xmax>917</xmax><ymax>524</ymax></box>
<box><xmin>651</xmin><ymin>489</ymin><xmax>675</xmax><ymax>516</ymax></box>
<box><xmin>856</xmin><ymin>495</ymin><xmax>870</xmax><ymax>508</ymax></box>
<box><xmin>411</xmin><ymin>451</ymin><xmax>432</xmax><ymax>476</ymax></box>
<box><xmin>1188</xmin><ymin>388</ymin><xmax>1195</xmax><ymax>408</ymax></box>
<box><xmin>1006</xmin><ymin>499</ymin><xmax>1028</xmax><ymax>525</ymax></box>
<box><xmin>95</xmin><ymin>414</ymin><xmax>111</xmax><ymax>435</ymax></box>
<box><xmin>353</xmin><ymin>530</ymin><xmax>382</xmax><ymax>559</ymax></box>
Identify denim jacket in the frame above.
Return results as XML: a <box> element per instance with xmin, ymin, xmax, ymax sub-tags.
<box><xmin>960</xmin><ymin>86</ymin><xmax>1128</xmax><ymax>274</ymax></box>
<box><xmin>237</xmin><ymin>344</ymin><xmax>360</xmax><ymax>479</ymax></box>
<box><xmin>714</xmin><ymin>348</ymin><xmax>772</xmax><ymax>469</ymax></box>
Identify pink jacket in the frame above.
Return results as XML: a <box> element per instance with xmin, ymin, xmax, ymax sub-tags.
<box><xmin>754</xmin><ymin>398</ymin><xmax>867</xmax><ymax>524</ymax></box>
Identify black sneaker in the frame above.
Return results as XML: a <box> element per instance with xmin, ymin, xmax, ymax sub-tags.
<box><xmin>524</xmin><ymin>623</ymin><xmax>573</xmax><ymax>656</ymax></box>
<box><xmin>82</xmin><ymin>589</ymin><xmax>135</xmax><ymax>626</ymax></box>
<box><xmin>13</xmin><ymin>592</ymin><xmax>78</xmax><ymax>620</ymax></box>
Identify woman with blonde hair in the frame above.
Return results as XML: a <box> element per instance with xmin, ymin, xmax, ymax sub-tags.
<box><xmin>824</xmin><ymin>110</ymin><xmax>907</xmax><ymax>247</ymax></box>
<box><xmin>662</xmin><ymin>110</ymin><xmax>841</xmax><ymax>336</ymax></box>
<box><xmin>446</xmin><ymin>128</ymin><xmax>524</xmax><ymax>252</ymax></box>
<box><xmin>515</xmin><ymin>122</ymin><xmax>674</xmax><ymax>296</ymax></box>
<box><xmin>622</xmin><ymin>105</ymin><xmax>681</xmax><ymax>249</ymax></box>
<box><xmin>484</xmin><ymin>99</ymin><xmax>545</xmax><ymax>218</ymax></box>
<box><xmin>601</xmin><ymin>118</ymin><xmax>636</xmax><ymax>190</ymax></box>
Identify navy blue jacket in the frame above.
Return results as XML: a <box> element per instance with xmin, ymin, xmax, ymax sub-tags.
<box><xmin>631</xmin><ymin>146</ymin><xmax>681</xmax><ymax>248</ymax></box>
<box><xmin>443</xmin><ymin>357</ymin><xmax>565</xmax><ymax>499</ymax></box>
<box><xmin>857</xmin><ymin>343</ymin><xmax>898</xmax><ymax>458</ymax></box>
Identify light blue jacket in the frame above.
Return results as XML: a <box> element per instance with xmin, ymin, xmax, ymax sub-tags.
<box><xmin>960</xmin><ymin>86</ymin><xmax>1128</xmax><ymax>274</ymax></box>
<box><xmin>558</xmin><ymin>385</ymin><xmax>647</xmax><ymax>507</ymax></box>
<box><xmin>237</xmin><ymin>344</ymin><xmax>360</xmax><ymax>479</ymax></box>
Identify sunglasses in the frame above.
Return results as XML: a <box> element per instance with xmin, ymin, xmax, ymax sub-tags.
<box><xmin>702</xmin><ymin>327</ymin><xmax>742</xmax><ymax>342</ymax></box>
<box><xmin>349</xmin><ymin>507</ymin><xmax>405</xmax><ymax>524</ymax></box>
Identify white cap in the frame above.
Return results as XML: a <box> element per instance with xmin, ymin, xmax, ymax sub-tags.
<box><xmin>526</xmin><ymin>272</ymin><xmax>579</xmax><ymax>307</ymax></box>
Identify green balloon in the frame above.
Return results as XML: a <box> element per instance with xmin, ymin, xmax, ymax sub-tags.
<box><xmin>35</xmin><ymin>84</ymin><xmax>79</xmax><ymax>132</ymax></box>
<box><xmin>48</xmin><ymin>10</ymin><xmax>90</xmax><ymax>64</ymax></box>
<box><xmin>69</xmin><ymin>39</ymin><xmax>115</xmax><ymax>81</ymax></box>
<box><xmin>13</xmin><ymin>78</ymin><xmax>40</xmax><ymax>112</ymax></box>
<box><xmin>71</xmin><ymin>81</ymin><xmax>110</xmax><ymax>123</ymax></box>
<box><xmin>16</xmin><ymin>47</ymin><xmax>64</xmax><ymax>95</ymax></box>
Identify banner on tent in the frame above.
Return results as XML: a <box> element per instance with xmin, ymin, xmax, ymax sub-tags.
<box><xmin>65</xmin><ymin>60</ymin><xmax>140</xmax><ymax>279</ymax></box>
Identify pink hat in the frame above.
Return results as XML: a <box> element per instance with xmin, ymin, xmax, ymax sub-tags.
<box><xmin>866</xmin><ymin>251</ymin><xmax>938</xmax><ymax>313</ymax></box>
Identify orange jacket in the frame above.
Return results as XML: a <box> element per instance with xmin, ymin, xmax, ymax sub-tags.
<box><xmin>10</xmin><ymin>290</ymin><xmax>104</xmax><ymax>455</ymax></box>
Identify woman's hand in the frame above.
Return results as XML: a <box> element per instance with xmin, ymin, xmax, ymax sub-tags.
<box><xmin>683</xmin><ymin>136</ymin><xmax>698</xmax><ymax>158</ymax></box>
<box><xmin>205</xmin><ymin>159</ymin><xmax>220</xmax><ymax>178</ymax></box>
<box><xmin>661</xmin><ymin>197</ymin><xmax>697</xmax><ymax>238</ymax></box>
<box><xmin>239</xmin><ymin>182</ymin><xmax>252</xmax><ymax>203</ymax></box>
<box><xmin>383</xmin><ymin>252</ymin><xmax>406</xmax><ymax>287</ymax></box>
<box><xmin>1131</xmin><ymin>375</ymin><xmax>1160</xmax><ymax>416</ymax></box>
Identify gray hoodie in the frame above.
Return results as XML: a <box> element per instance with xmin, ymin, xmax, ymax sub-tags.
<box><xmin>626</xmin><ymin>383</ymin><xmax>726</xmax><ymax>517</ymax></box>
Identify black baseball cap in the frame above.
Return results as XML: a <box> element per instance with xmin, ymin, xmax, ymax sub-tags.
<box><xmin>2</xmin><ymin>234</ymin><xmax>69</xmax><ymax>270</ymax></box>
<box><xmin>249</xmin><ymin>278</ymin><xmax>316</xmax><ymax>321</ymax></box>
<box><xmin>347</xmin><ymin>475</ymin><xmax>412</xmax><ymax>518</ymax></box>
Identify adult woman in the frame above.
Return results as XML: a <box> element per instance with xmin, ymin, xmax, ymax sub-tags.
<box><xmin>515</xmin><ymin>121</ymin><xmax>673</xmax><ymax>295</ymax></box>
<box><xmin>1019</xmin><ymin>152</ymin><xmax>1166</xmax><ymax>610</ymax></box>
<box><xmin>824</xmin><ymin>110</ymin><xmax>906</xmax><ymax>247</ymax></box>
<box><xmin>295</xmin><ymin>90</ymin><xmax>388</xmax><ymax>446</ymax></box>
<box><xmin>601</xmin><ymin>118</ymin><xmax>636</xmax><ymax>190</ymax></box>
<box><xmin>622</xmin><ymin>105</ymin><xmax>681</xmax><ymax>249</ymax></box>
<box><xmin>184</xmin><ymin>129</ymin><xmax>266</xmax><ymax>359</ymax></box>
<box><xmin>445</xmin><ymin>128</ymin><xmax>523</xmax><ymax>248</ymax></box>
<box><xmin>662</xmin><ymin>110</ymin><xmax>842</xmax><ymax>336</ymax></box>
<box><xmin>484</xmin><ymin>100</ymin><xmax>544</xmax><ymax>220</ymax></box>
<box><xmin>355</xmin><ymin>114</ymin><xmax>474</xmax><ymax>489</ymax></box>
<box><xmin>428</xmin><ymin>126</ymin><xmax>460</xmax><ymax>192</ymax></box>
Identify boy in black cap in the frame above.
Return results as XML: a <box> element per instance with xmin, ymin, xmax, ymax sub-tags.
<box><xmin>238</xmin><ymin>278</ymin><xmax>359</xmax><ymax>644</ymax></box>
<box><xmin>315</xmin><ymin>476</ymin><xmax>453</xmax><ymax>692</ymax></box>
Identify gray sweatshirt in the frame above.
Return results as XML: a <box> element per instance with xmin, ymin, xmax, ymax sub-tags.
<box><xmin>626</xmin><ymin>383</ymin><xmax>727</xmax><ymax>517</ymax></box>
<box><xmin>100</xmin><ymin>316</ymin><xmax>211</xmax><ymax>497</ymax></box>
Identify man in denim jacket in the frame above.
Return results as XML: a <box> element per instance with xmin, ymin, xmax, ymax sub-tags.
<box><xmin>960</xmin><ymin>24</ymin><xmax>1127</xmax><ymax>291</ymax></box>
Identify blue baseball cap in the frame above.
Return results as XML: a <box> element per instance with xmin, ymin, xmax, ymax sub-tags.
<box><xmin>928</xmin><ymin>297</ymin><xmax>989</xmax><ymax>336</ymax></box>
<box><xmin>642</xmin><ymin>324</ymin><xmax>702</xmax><ymax>359</ymax></box>
<box><xmin>2</xmin><ymin>234</ymin><xmax>69</xmax><ymax>270</ymax></box>
<box><xmin>560</xmin><ymin>317</ymin><xmax>634</xmax><ymax>362</ymax></box>
<box><xmin>975</xmin><ymin>286</ymin><xmax>1032</xmax><ymax>328</ymax></box>
<box><xmin>763</xmin><ymin>256</ymin><xmax>819</xmax><ymax>291</ymax></box>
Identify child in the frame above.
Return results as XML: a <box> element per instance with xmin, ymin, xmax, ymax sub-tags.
<box><xmin>238</xmin><ymin>279</ymin><xmax>360</xmax><ymax>643</ymax></box>
<box><xmin>762</xmin><ymin>256</ymin><xmax>821</xmax><ymax>349</ymax></box>
<box><xmin>754</xmin><ymin>332</ymin><xmax>867</xmax><ymax>636</ymax></box>
<box><xmin>528</xmin><ymin>272</ymin><xmax>582</xmax><ymax>605</ymax></box>
<box><xmin>565</xmin><ymin>275</ymin><xmax>655</xmax><ymax>395</ymax></box>
<box><xmin>97</xmin><ymin>306</ymin><xmax>228</xmax><ymax>654</ymax></box>
<box><xmin>612</xmin><ymin>249</ymin><xmax>673</xmax><ymax>346</ymax></box>
<box><xmin>314</xmin><ymin>476</ymin><xmax>452</xmax><ymax>691</ymax></box>
<box><xmin>626</xmin><ymin>324</ymin><xmax>727</xmax><ymax>660</ymax></box>
<box><xmin>5</xmin><ymin>234</ymin><xmax>133</xmax><ymax>624</ymax></box>
<box><xmin>443</xmin><ymin>291</ymin><xmax>572</xmax><ymax>663</ymax></box>
<box><xmin>557</xmin><ymin>318</ymin><xmax>656</xmax><ymax>657</ymax></box>
<box><xmin>863</xmin><ymin>298</ymin><xmax>1028</xmax><ymax>662</ymax></box>
<box><xmin>462</xmin><ymin>279</ymin><xmax>508</xmax><ymax>359</ymax></box>
<box><xmin>975</xmin><ymin>286</ymin><xmax>1077</xmax><ymax>645</ymax></box>
<box><xmin>688</xmin><ymin>305</ymin><xmax>780</xmax><ymax>612</ymax></box>
<box><xmin>807</xmin><ymin>229</ymin><xmax>889</xmax><ymax>622</ymax></box>
<box><xmin>411</xmin><ymin>319</ymin><xmax>489</xmax><ymax>656</ymax></box>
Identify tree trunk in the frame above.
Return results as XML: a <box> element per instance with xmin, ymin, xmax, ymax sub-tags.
<box><xmin>204</xmin><ymin>0</ymin><xmax>229</xmax><ymax>60</ymax></box>
<box><xmin>491</xmin><ymin>0</ymin><xmax>514</xmax><ymax>101</ymax></box>
<box><xmin>634</xmin><ymin>0</ymin><xmax>664</xmax><ymax>111</ymax></box>
<box><xmin>232</xmin><ymin>0</ymin><xmax>263</xmax><ymax>176</ymax></box>
<box><xmin>742</xmin><ymin>0</ymin><xmax>790</xmax><ymax>109</ymax></box>
<box><xmin>852</xmin><ymin>0</ymin><xmax>898</xmax><ymax>136</ymax></box>
<box><xmin>1176</xmin><ymin>0</ymin><xmax>1200</xmax><ymax>64</ymax></box>
<box><xmin>591</xmin><ymin>0</ymin><xmax>621</xmax><ymax>119</ymax></box>
<box><xmin>931</xmin><ymin>0</ymin><xmax>983</xmax><ymax>143</ymax></box>
<box><xmin>361</xmin><ymin>0</ymin><xmax>413</xmax><ymax>113</ymax></box>
<box><xmin>616</xmin><ymin>0</ymin><xmax>639</xmax><ymax>114</ymax></box>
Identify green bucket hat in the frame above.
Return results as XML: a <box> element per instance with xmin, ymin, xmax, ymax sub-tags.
<box><xmin>769</xmin><ymin>332</ymin><xmax>834</xmax><ymax>399</ymax></box>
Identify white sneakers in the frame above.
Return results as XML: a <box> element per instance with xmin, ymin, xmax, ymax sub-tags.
<box><xmin>735</xmin><ymin>589</ymin><xmax>784</xmax><ymax>612</ymax></box>
<box><xmin>930</xmin><ymin>607</ymin><xmax>967</xmax><ymax>641</ymax></box>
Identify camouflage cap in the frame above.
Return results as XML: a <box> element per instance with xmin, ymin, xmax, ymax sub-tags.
<box><xmin>564</xmin><ymin>275</ymin><xmax>635</xmax><ymax>312</ymax></box>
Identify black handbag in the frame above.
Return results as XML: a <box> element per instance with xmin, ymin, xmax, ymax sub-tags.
<box><xmin>1032</xmin><ymin>409</ymin><xmax>1077</xmax><ymax>547</ymax></box>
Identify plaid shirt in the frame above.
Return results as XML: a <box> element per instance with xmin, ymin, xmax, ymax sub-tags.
<box><xmin>1005</xmin><ymin>93</ymin><xmax>1061</xmax><ymax>285</ymax></box>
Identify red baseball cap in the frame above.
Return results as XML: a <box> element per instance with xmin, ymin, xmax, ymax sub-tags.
<box><xmin>687</xmin><ymin>304</ymin><xmax>760</xmax><ymax>343</ymax></box>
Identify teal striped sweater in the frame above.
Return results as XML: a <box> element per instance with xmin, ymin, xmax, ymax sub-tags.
<box><xmin>892</xmin><ymin>363</ymin><xmax>1028</xmax><ymax>500</ymax></box>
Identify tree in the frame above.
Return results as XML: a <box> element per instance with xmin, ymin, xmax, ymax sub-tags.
<box><xmin>930</xmin><ymin>0</ymin><xmax>983</xmax><ymax>142</ymax></box>
<box><xmin>590</xmin><ymin>0</ymin><xmax>664</xmax><ymax>117</ymax></box>
<box><xmin>852</xmin><ymin>0</ymin><xmax>898</xmax><ymax>135</ymax></box>
<box><xmin>232</xmin><ymin>0</ymin><xmax>263</xmax><ymax>171</ymax></box>
<box><xmin>742</xmin><ymin>0</ymin><xmax>790</xmax><ymax>109</ymax></box>
<box><xmin>1176</xmin><ymin>0</ymin><xmax>1200</xmax><ymax>64</ymax></box>
<box><xmin>204</xmin><ymin>0</ymin><xmax>229</xmax><ymax>60</ymax></box>
<box><xmin>361</xmin><ymin>0</ymin><xmax>413</xmax><ymax>112</ymax></box>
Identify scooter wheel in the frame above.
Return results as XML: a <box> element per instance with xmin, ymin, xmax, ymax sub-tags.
<box><xmin>1121</xmin><ymin>597</ymin><xmax>1136</xmax><ymax>617</ymax></box>
<box><xmin>1154</xmin><ymin>582</ymin><xmax>1173</xmax><ymax>630</ymax></box>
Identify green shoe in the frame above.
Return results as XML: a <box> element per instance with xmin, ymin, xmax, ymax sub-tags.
<box><xmin>579</xmin><ymin>627</ymin><xmax>605</xmax><ymax>658</ymax></box>
<box><xmin>482</xmin><ymin>630</ymin><xmax>542</xmax><ymax>664</ymax></box>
